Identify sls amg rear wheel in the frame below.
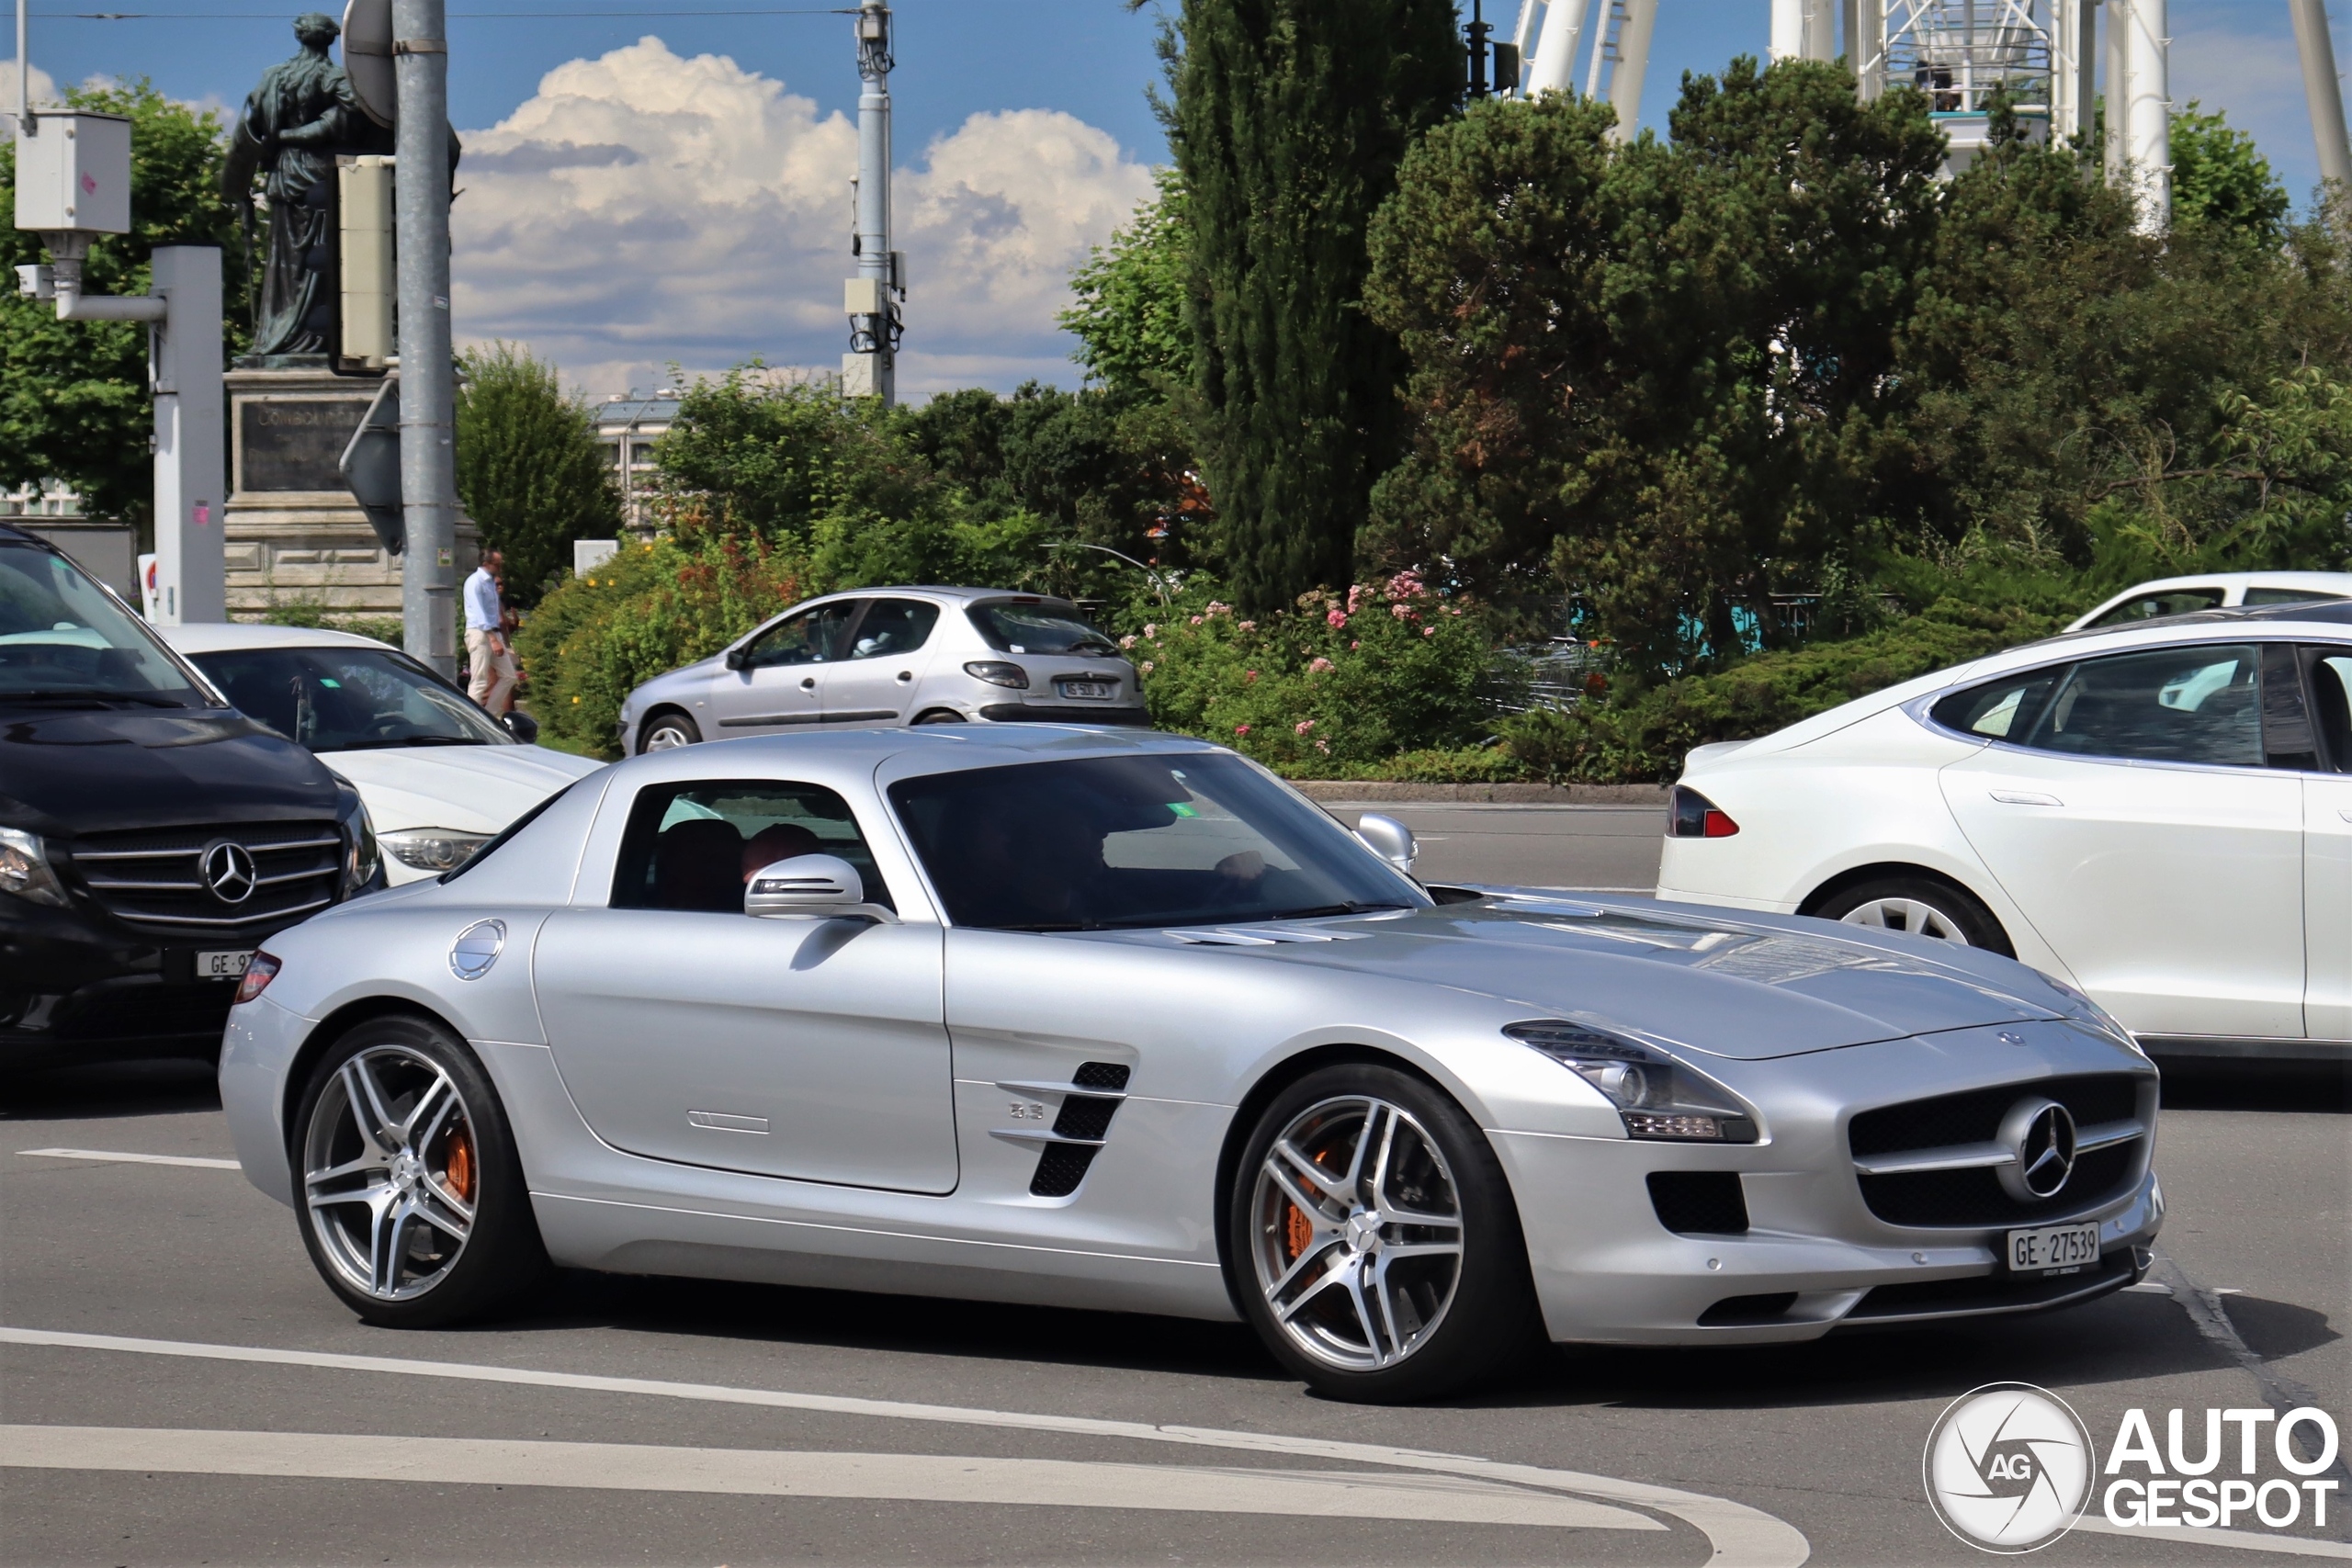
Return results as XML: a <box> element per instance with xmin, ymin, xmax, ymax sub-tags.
<box><xmin>1229</xmin><ymin>1064</ymin><xmax>1543</xmax><ymax>1403</ymax></box>
<box><xmin>1815</xmin><ymin>874</ymin><xmax>2012</xmax><ymax>956</ymax></box>
<box><xmin>292</xmin><ymin>1014</ymin><xmax>548</xmax><ymax>1327</ymax></box>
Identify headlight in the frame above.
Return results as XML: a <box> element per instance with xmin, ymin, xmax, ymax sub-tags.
<box><xmin>341</xmin><ymin>798</ymin><xmax>381</xmax><ymax>894</ymax></box>
<box><xmin>0</xmin><ymin>827</ymin><xmax>70</xmax><ymax>908</ymax></box>
<box><xmin>1504</xmin><ymin>1020</ymin><xmax>1760</xmax><ymax>1142</ymax></box>
<box><xmin>379</xmin><ymin>829</ymin><xmax>492</xmax><ymax>873</ymax></box>
<box><xmin>964</xmin><ymin>660</ymin><xmax>1030</xmax><ymax>689</ymax></box>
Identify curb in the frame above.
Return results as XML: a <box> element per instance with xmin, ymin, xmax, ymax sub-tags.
<box><xmin>1286</xmin><ymin>781</ymin><xmax>1671</xmax><ymax>806</ymax></box>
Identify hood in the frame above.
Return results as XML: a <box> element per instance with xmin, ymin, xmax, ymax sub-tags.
<box><xmin>1109</xmin><ymin>897</ymin><xmax>2063</xmax><ymax>1059</ymax></box>
<box><xmin>316</xmin><ymin>743</ymin><xmax>605</xmax><ymax>834</ymax></box>
<box><xmin>0</xmin><ymin>705</ymin><xmax>341</xmax><ymax>837</ymax></box>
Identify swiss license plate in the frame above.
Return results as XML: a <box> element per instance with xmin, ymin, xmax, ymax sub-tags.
<box><xmin>2004</xmin><ymin>1221</ymin><xmax>2100</xmax><ymax>1277</ymax></box>
<box><xmin>1057</xmin><ymin>679</ymin><xmax>1114</xmax><ymax>700</ymax></box>
<box><xmin>196</xmin><ymin>949</ymin><xmax>255</xmax><ymax>981</ymax></box>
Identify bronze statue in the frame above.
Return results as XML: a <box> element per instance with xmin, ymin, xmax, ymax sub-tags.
<box><xmin>220</xmin><ymin>11</ymin><xmax>454</xmax><ymax>365</ymax></box>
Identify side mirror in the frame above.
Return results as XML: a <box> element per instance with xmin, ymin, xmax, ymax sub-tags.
<box><xmin>724</xmin><ymin>645</ymin><xmax>752</xmax><ymax>671</ymax></box>
<box><xmin>1353</xmin><ymin>813</ymin><xmax>1418</xmax><ymax>874</ymax></box>
<box><xmin>744</xmin><ymin>853</ymin><xmax>899</xmax><ymax>923</ymax></box>
<box><xmin>500</xmin><ymin>710</ymin><xmax>539</xmax><ymax>743</ymax></box>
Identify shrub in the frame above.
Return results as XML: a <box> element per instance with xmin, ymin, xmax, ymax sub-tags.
<box><xmin>1132</xmin><ymin>571</ymin><xmax>1517</xmax><ymax>769</ymax></box>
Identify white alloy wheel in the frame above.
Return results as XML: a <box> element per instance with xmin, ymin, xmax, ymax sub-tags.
<box><xmin>1837</xmin><ymin>896</ymin><xmax>1973</xmax><ymax>944</ymax></box>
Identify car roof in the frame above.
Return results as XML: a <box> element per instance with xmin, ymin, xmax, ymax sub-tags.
<box><xmin>160</xmin><ymin>621</ymin><xmax>400</xmax><ymax>654</ymax></box>
<box><xmin>2093</xmin><ymin>570</ymin><xmax>2352</xmax><ymax>594</ymax></box>
<box><xmin>2030</xmin><ymin>598</ymin><xmax>2352</xmax><ymax>649</ymax></box>
<box><xmin>808</xmin><ymin>586</ymin><xmax>1077</xmax><ymax>604</ymax></box>
<box><xmin>612</xmin><ymin>723</ymin><xmax>1219</xmax><ymax>785</ymax></box>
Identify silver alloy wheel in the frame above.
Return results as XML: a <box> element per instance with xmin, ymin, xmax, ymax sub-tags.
<box><xmin>1249</xmin><ymin>1095</ymin><xmax>1464</xmax><ymax>1372</ymax></box>
<box><xmin>1838</xmin><ymin>897</ymin><xmax>1972</xmax><ymax>943</ymax></box>
<box><xmin>302</xmin><ymin>1045</ymin><xmax>478</xmax><ymax>1301</ymax></box>
<box><xmin>643</xmin><ymin>719</ymin><xmax>695</xmax><ymax>750</ymax></box>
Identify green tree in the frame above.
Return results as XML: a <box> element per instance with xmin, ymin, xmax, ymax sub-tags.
<box><xmin>1059</xmin><ymin>165</ymin><xmax>1193</xmax><ymax>397</ymax></box>
<box><xmin>0</xmin><ymin>79</ymin><xmax>251</xmax><ymax>534</ymax></box>
<box><xmin>2170</xmin><ymin>101</ymin><xmax>2290</xmax><ymax>249</ymax></box>
<box><xmin>1170</xmin><ymin>0</ymin><xmax>1462</xmax><ymax>613</ymax></box>
<box><xmin>453</xmin><ymin>343</ymin><xmax>623</xmax><ymax>605</ymax></box>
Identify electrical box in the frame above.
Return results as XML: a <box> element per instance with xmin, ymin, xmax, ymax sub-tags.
<box><xmin>338</xmin><ymin>155</ymin><xmax>397</xmax><ymax>370</ymax></box>
<box><xmin>845</xmin><ymin>277</ymin><xmax>884</xmax><ymax>315</ymax></box>
<box><xmin>12</xmin><ymin>112</ymin><xmax>134</xmax><ymax>235</ymax></box>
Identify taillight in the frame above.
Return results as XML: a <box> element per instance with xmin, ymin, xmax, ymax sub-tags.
<box><xmin>1669</xmin><ymin>785</ymin><xmax>1739</xmax><ymax>839</ymax></box>
<box><xmin>233</xmin><ymin>952</ymin><xmax>282</xmax><ymax>1006</ymax></box>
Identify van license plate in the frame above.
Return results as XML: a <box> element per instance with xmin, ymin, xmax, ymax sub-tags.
<box><xmin>2004</xmin><ymin>1222</ymin><xmax>2100</xmax><ymax>1277</ymax></box>
<box><xmin>197</xmin><ymin>949</ymin><xmax>254</xmax><ymax>980</ymax></box>
<box><xmin>1057</xmin><ymin>680</ymin><xmax>1114</xmax><ymax>700</ymax></box>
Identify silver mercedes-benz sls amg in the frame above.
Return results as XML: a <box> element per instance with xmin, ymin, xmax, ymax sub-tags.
<box><xmin>219</xmin><ymin>727</ymin><xmax>2163</xmax><ymax>1402</ymax></box>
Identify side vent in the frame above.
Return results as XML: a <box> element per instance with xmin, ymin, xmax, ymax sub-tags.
<box><xmin>1027</xmin><ymin>1061</ymin><xmax>1131</xmax><ymax>1198</ymax></box>
<box><xmin>1646</xmin><ymin>1171</ymin><xmax>1749</xmax><ymax>1235</ymax></box>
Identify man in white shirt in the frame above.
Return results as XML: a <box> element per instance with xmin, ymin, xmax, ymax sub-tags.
<box><xmin>463</xmin><ymin>548</ymin><xmax>518</xmax><ymax>715</ymax></box>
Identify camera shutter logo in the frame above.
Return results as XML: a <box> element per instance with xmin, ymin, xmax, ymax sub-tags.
<box><xmin>201</xmin><ymin>840</ymin><xmax>259</xmax><ymax>906</ymax></box>
<box><xmin>1923</xmin><ymin>1382</ymin><xmax>2096</xmax><ymax>1552</ymax></box>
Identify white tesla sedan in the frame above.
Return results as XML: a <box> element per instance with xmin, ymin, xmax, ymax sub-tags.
<box><xmin>163</xmin><ymin>625</ymin><xmax>605</xmax><ymax>884</ymax></box>
<box><xmin>1658</xmin><ymin>603</ymin><xmax>2352</xmax><ymax>1064</ymax></box>
<box><xmin>2066</xmin><ymin>571</ymin><xmax>2352</xmax><ymax>631</ymax></box>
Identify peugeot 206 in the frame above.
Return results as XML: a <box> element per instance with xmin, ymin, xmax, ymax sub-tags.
<box><xmin>219</xmin><ymin>727</ymin><xmax>2162</xmax><ymax>1401</ymax></box>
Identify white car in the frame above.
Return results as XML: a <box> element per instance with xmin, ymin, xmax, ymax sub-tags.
<box><xmin>1657</xmin><ymin>603</ymin><xmax>2352</xmax><ymax>1063</ymax></box>
<box><xmin>163</xmin><ymin>624</ymin><xmax>605</xmax><ymax>885</ymax></box>
<box><xmin>2067</xmin><ymin>571</ymin><xmax>2352</xmax><ymax>631</ymax></box>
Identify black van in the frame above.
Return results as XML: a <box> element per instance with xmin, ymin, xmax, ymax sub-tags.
<box><xmin>0</xmin><ymin>523</ymin><xmax>382</xmax><ymax>1071</ymax></box>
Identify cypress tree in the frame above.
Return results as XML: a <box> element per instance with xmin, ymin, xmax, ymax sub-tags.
<box><xmin>1171</xmin><ymin>0</ymin><xmax>1461</xmax><ymax>612</ymax></box>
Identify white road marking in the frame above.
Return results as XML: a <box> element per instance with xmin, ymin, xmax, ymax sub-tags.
<box><xmin>17</xmin><ymin>1148</ymin><xmax>241</xmax><ymax>1171</ymax></box>
<box><xmin>2075</xmin><ymin>1517</ymin><xmax>2352</xmax><ymax>1559</ymax></box>
<box><xmin>0</xmin><ymin>1425</ymin><xmax>1655</xmax><ymax>1529</ymax></box>
<box><xmin>0</xmin><ymin>1325</ymin><xmax>1806</xmax><ymax>1566</ymax></box>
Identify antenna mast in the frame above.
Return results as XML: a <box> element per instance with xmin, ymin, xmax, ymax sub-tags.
<box><xmin>843</xmin><ymin>0</ymin><xmax>900</xmax><ymax>405</ymax></box>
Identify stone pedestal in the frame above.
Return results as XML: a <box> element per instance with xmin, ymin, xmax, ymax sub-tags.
<box><xmin>223</xmin><ymin>365</ymin><xmax>476</xmax><ymax>620</ymax></box>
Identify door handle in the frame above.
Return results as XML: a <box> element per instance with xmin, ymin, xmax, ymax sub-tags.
<box><xmin>800</xmin><ymin>677</ymin><xmax>817</xmax><ymax>691</ymax></box>
<box><xmin>896</xmin><ymin>671</ymin><xmax>913</xmax><ymax>683</ymax></box>
<box><xmin>1990</xmin><ymin>790</ymin><xmax>2064</xmax><ymax>807</ymax></box>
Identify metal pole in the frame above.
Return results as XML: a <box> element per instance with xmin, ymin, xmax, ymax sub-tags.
<box><xmin>2121</xmin><ymin>0</ymin><xmax>2169</xmax><ymax>232</ymax></box>
<box><xmin>1525</xmin><ymin>0</ymin><xmax>1589</xmax><ymax>96</ymax></box>
<box><xmin>2290</xmin><ymin>0</ymin><xmax>2352</xmax><ymax>193</ymax></box>
<box><xmin>15</xmin><ymin>0</ymin><xmax>30</xmax><ymax>133</ymax></box>
<box><xmin>843</xmin><ymin>0</ymin><xmax>895</xmax><ymax>405</ymax></box>
<box><xmin>150</xmin><ymin>245</ymin><xmax>224</xmax><ymax>624</ymax></box>
<box><xmin>1609</xmin><ymin>0</ymin><xmax>1658</xmax><ymax>138</ymax></box>
<box><xmin>392</xmin><ymin>0</ymin><xmax>457</xmax><ymax>676</ymax></box>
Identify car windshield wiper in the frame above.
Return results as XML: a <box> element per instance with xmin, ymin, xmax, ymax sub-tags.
<box><xmin>331</xmin><ymin>735</ymin><xmax>491</xmax><ymax>750</ymax></box>
<box><xmin>0</xmin><ymin>689</ymin><xmax>188</xmax><ymax>708</ymax></box>
<box><xmin>1250</xmin><ymin>902</ymin><xmax>1411</xmax><ymax>922</ymax></box>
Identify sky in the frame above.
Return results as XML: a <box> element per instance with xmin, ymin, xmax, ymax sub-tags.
<box><xmin>4</xmin><ymin>1</ymin><xmax>2346</xmax><ymax>400</ymax></box>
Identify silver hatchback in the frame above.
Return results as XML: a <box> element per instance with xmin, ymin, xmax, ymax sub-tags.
<box><xmin>616</xmin><ymin>586</ymin><xmax>1148</xmax><ymax>754</ymax></box>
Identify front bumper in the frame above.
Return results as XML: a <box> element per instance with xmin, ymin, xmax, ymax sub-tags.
<box><xmin>0</xmin><ymin>897</ymin><xmax>244</xmax><ymax>1067</ymax></box>
<box><xmin>1494</xmin><ymin>1023</ymin><xmax>2164</xmax><ymax>1345</ymax></box>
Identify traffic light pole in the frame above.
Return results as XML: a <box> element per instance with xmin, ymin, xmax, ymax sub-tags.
<box><xmin>392</xmin><ymin>0</ymin><xmax>457</xmax><ymax>677</ymax></box>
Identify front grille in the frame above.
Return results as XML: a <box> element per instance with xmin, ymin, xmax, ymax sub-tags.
<box><xmin>1849</xmin><ymin>1073</ymin><xmax>2152</xmax><ymax>1229</ymax></box>
<box><xmin>69</xmin><ymin>820</ymin><xmax>343</xmax><ymax>934</ymax></box>
<box><xmin>1027</xmin><ymin>1060</ymin><xmax>1129</xmax><ymax>1198</ymax></box>
<box><xmin>1849</xmin><ymin>1075</ymin><xmax>2143</xmax><ymax>1157</ymax></box>
<box><xmin>1647</xmin><ymin>1171</ymin><xmax>1749</xmax><ymax>1235</ymax></box>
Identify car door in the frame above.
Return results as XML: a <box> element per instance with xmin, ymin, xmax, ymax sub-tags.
<box><xmin>1937</xmin><ymin>641</ymin><xmax>2306</xmax><ymax>1041</ymax></box>
<box><xmin>533</xmin><ymin>775</ymin><xmax>956</xmax><ymax>1192</ymax></box>
<box><xmin>706</xmin><ymin>601</ymin><xmax>858</xmax><ymax>735</ymax></box>
<box><xmin>818</xmin><ymin>598</ymin><xmax>942</xmax><ymax>728</ymax></box>
<box><xmin>2302</xmin><ymin>646</ymin><xmax>2352</xmax><ymax>1041</ymax></box>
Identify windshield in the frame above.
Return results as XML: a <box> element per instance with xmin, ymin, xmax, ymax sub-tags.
<box><xmin>190</xmin><ymin>644</ymin><xmax>511</xmax><ymax>750</ymax></box>
<box><xmin>967</xmin><ymin>600</ymin><xmax>1117</xmax><ymax>656</ymax></box>
<box><xmin>889</xmin><ymin>751</ymin><xmax>1425</xmax><ymax>931</ymax></box>
<box><xmin>0</xmin><ymin>540</ymin><xmax>199</xmax><ymax>705</ymax></box>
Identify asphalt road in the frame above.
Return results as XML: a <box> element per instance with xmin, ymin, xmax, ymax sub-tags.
<box><xmin>2</xmin><ymin>809</ymin><xmax>2346</xmax><ymax>1568</ymax></box>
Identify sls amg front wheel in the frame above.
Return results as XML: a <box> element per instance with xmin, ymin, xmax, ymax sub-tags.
<box><xmin>1228</xmin><ymin>1064</ymin><xmax>1544</xmax><ymax>1403</ymax></box>
<box><xmin>292</xmin><ymin>1014</ymin><xmax>548</xmax><ymax>1327</ymax></box>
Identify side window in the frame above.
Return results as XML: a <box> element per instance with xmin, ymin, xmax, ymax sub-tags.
<box><xmin>2307</xmin><ymin>650</ymin><xmax>2352</xmax><ymax>772</ymax></box>
<box><xmin>847</xmin><ymin>598</ymin><xmax>940</xmax><ymax>660</ymax></box>
<box><xmin>1930</xmin><ymin>669</ymin><xmax>2064</xmax><ymax>740</ymax></box>
<box><xmin>2014</xmin><ymin>644</ymin><xmax>2264</xmax><ymax>767</ymax></box>
<box><xmin>743</xmin><ymin>603</ymin><xmax>856</xmax><ymax>669</ymax></box>
<box><xmin>611</xmin><ymin>780</ymin><xmax>892</xmax><ymax>913</ymax></box>
<box><xmin>2244</xmin><ymin>588</ymin><xmax>2347</xmax><ymax>608</ymax></box>
<box><xmin>2087</xmin><ymin>588</ymin><xmax>2224</xmax><ymax>627</ymax></box>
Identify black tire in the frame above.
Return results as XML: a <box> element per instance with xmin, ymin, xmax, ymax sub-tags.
<box><xmin>1227</xmin><ymin>1062</ymin><xmax>1544</xmax><ymax>1403</ymax></box>
<box><xmin>639</xmin><ymin>709</ymin><xmax>701</xmax><ymax>751</ymax></box>
<box><xmin>1811</xmin><ymin>874</ymin><xmax>2013</xmax><ymax>956</ymax></box>
<box><xmin>290</xmin><ymin>1013</ymin><xmax>549</xmax><ymax>1328</ymax></box>
<box><xmin>910</xmin><ymin>708</ymin><xmax>966</xmax><ymax>726</ymax></box>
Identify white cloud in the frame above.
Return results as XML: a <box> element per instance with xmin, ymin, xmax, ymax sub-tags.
<box><xmin>2</xmin><ymin>60</ymin><xmax>62</xmax><ymax>129</ymax></box>
<box><xmin>450</xmin><ymin>37</ymin><xmax>1153</xmax><ymax>400</ymax></box>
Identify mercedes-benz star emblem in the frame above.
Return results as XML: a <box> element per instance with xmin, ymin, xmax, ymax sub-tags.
<box><xmin>200</xmin><ymin>840</ymin><xmax>259</xmax><ymax>905</ymax></box>
<box><xmin>1996</xmin><ymin>1096</ymin><xmax>2077</xmax><ymax>1201</ymax></box>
